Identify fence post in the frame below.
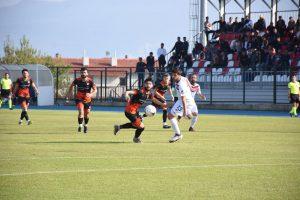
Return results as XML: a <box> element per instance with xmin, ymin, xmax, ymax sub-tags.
<box><xmin>55</xmin><ymin>67</ymin><xmax>59</xmax><ymax>104</ymax></box>
<box><xmin>243</xmin><ymin>68</ymin><xmax>246</xmax><ymax>104</ymax></box>
<box><xmin>210</xmin><ymin>70</ymin><xmax>213</xmax><ymax>104</ymax></box>
<box><xmin>125</xmin><ymin>71</ymin><xmax>128</xmax><ymax>90</ymax></box>
<box><xmin>104</xmin><ymin>68</ymin><xmax>107</xmax><ymax>101</ymax></box>
<box><xmin>100</xmin><ymin>71</ymin><xmax>103</xmax><ymax>102</ymax></box>
<box><xmin>129</xmin><ymin>68</ymin><xmax>132</xmax><ymax>90</ymax></box>
<box><xmin>273</xmin><ymin>70</ymin><xmax>277</xmax><ymax>104</ymax></box>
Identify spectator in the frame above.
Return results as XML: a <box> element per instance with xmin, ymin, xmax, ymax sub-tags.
<box><xmin>264</xmin><ymin>47</ymin><xmax>277</xmax><ymax>71</ymax></box>
<box><xmin>157</xmin><ymin>43</ymin><xmax>167</xmax><ymax>72</ymax></box>
<box><xmin>295</xmin><ymin>18</ymin><xmax>300</xmax><ymax>32</ymax></box>
<box><xmin>212</xmin><ymin>17</ymin><xmax>227</xmax><ymax>32</ymax></box>
<box><xmin>170</xmin><ymin>37</ymin><xmax>183</xmax><ymax>59</ymax></box>
<box><xmin>238</xmin><ymin>18</ymin><xmax>245</xmax><ymax>32</ymax></box>
<box><xmin>204</xmin><ymin>16</ymin><xmax>214</xmax><ymax>43</ymax></box>
<box><xmin>219</xmin><ymin>51</ymin><xmax>228</xmax><ymax>67</ymax></box>
<box><xmin>239</xmin><ymin>49</ymin><xmax>250</xmax><ymax>70</ymax></box>
<box><xmin>276</xmin><ymin>16</ymin><xmax>286</xmax><ymax>37</ymax></box>
<box><xmin>167</xmin><ymin>52</ymin><xmax>179</xmax><ymax>72</ymax></box>
<box><xmin>241</xmin><ymin>16</ymin><xmax>253</xmax><ymax>32</ymax></box>
<box><xmin>146</xmin><ymin>52</ymin><xmax>155</xmax><ymax>77</ymax></box>
<box><xmin>232</xmin><ymin>17</ymin><xmax>239</xmax><ymax>32</ymax></box>
<box><xmin>136</xmin><ymin>57</ymin><xmax>146</xmax><ymax>89</ymax></box>
<box><xmin>267</xmin><ymin>22</ymin><xmax>275</xmax><ymax>34</ymax></box>
<box><xmin>254</xmin><ymin>15</ymin><xmax>266</xmax><ymax>32</ymax></box>
<box><xmin>182</xmin><ymin>37</ymin><xmax>189</xmax><ymax>59</ymax></box>
<box><xmin>192</xmin><ymin>41</ymin><xmax>204</xmax><ymax>58</ymax></box>
<box><xmin>227</xmin><ymin>17</ymin><xmax>233</xmax><ymax>32</ymax></box>
<box><xmin>287</xmin><ymin>16</ymin><xmax>296</xmax><ymax>31</ymax></box>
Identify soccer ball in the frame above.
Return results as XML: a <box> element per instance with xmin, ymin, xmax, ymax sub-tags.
<box><xmin>144</xmin><ymin>105</ymin><xmax>156</xmax><ymax>117</ymax></box>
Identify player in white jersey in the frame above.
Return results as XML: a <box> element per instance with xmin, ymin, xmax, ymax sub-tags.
<box><xmin>188</xmin><ymin>74</ymin><xmax>206</xmax><ymax>131</ymax></box>
<box><xmin>168</xmin><ymin>68</ymin><xmax>197</xmax><ymax>143</ymax></box>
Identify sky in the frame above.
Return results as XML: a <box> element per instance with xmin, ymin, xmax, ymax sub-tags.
<box><xmin>0</xmin><ymin>0</ymin><xmax>297</xmax><ymax>58</ymax></box>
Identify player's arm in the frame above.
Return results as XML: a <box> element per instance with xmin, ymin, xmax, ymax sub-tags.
<box><xmin>168</xmin><ymin>87</ymin><xmax>174</xmax><ymax>102</ymax></box>
<box><xmin>151</xmin><ymin>97</ymin><xmax>167</xmax><ymax>108</ymax></box>
<box><xmin>31</xmin><ymin>81</ymin><xmax>39</xmax><ymax>95</ymax></box>
<box><xmin>12</xmin><ymin>82</ymin><xmax>19</xmax><ymax>98</ymax></box>
<box><xmin>197</xmin><ymin>86</ymin><xmax>206</xmax><ymax>100</ymax></box>
<box><xmin>86</xmin><ymin>83</ymin><xmax>97</xmax><ymax>98</ymax></box>
<box><xmin>288</xmin><ymin>84</ymin><xmax>291</xmax><ymax>100</ymax></box>
<box><xmin>181</xmin><ymin>95</ymin><xmax>189</xmax><ymax>118</ymax></box>
<box><xmin>154</xmin><ymin>89</ymin><xmax>166</xmax><ymax>101</ymax></box>
<box><xmin>124</xmin><ymin>90</ymin><xmax>136</xmax><ymax>102</ymax></box>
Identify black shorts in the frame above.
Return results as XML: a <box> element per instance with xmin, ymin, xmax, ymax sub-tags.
<box><xmin>18</xmin><ymin>96</ymin><xmax>30</xmax><ymax>105</ymax></box>
<box><xmin>152</xmin><ymin>97</ymin><xmax>166</xmax><ymax>109</ymax></box>
<box><xmin>1</xmin><ymin>89</ymin><xmax>10</xmax><ymax>98</ymax></box>
<box><xmin>290</xmin><ymin>94</ymin><xmax>299</xmax><ymax>103</ymax></box>
<box><xmin>124</xmin><ymin>111</ymin><xmax>142</xmax><ymax>127</ymax></box>
<box><xmin>75</xmin><ymin>99</ymin><xmax>91</xmax><ymax>110</ymax></box>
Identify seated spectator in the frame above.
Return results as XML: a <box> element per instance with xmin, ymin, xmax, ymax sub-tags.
<box><xmin>219</xmin><ymin>51</ymin><xmax>228</xmax><ymax>68</ymax></box>
<box><xmin>279</xmin><ymin>49</ymin><xmax>290</xmax><ymax>71</ymax></box>
<box><xmin>212</xmin><ymin>53</ymin><xmax>221</xmax><ymax>67</ymax></box>
<box><xmin>230</xmin><ymin>39</ymin><xmax>242</xmax><ymax>53</ymax></box>
<box><xmin>276</xmin><ymin>16</ymin><xmax>286</xmax><ymax>37</ymax></box>
<box><xmin>192</xmin><ymin>41</ymin><xmax>204</xmax><ymax>59</ymax></box>
<box><xmin>240</xmin><ymin>49</ymin><xmax>250</xmax><ymax>70</ymax></box>
<box><xmin>220</xmin><ymin>40</ymin><xmax>231</xmax><ymax>53</ymax></box>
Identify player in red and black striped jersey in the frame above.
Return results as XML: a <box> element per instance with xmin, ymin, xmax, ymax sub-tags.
<box><xmin>113</xmin><ymin>78</ymin><xmax>167</xmax><ymax>143</ymax></box>
<box><xmin>145</xmin><ymin>73</ymin><xmax>174</xmax><ymax>129</ymax></box>
<box><xmin>13</xmin><ymin>69</ymin><xmax>39</xmax><ymax>125</ymax></box>
<box><xmin>67</xmin><ymin>67</ymin><xmax>97</xmax><ymax>133</ymax></box>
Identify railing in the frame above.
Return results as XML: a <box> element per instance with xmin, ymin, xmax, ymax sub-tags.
<box><xmin>49</xmin><ymin>66</ymin><xmax>299</xmax><ymax>105</ymax></box>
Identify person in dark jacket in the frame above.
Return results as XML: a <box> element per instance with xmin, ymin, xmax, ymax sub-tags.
<box><xmin>170</xmin><ymin>37</ymin><xmax>183</xmax><ymax>59</ymax></box>
<box><xmin>136</xmin><ymin>57</ymin><xmax>146</xmax><ymax>89</ymax></box>
<box><xmin>146</xmin><ymin>52</ymin><xmax>155</xmax><ymax>77</ymax></box>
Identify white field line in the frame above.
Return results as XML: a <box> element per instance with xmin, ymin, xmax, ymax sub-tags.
<box><xmin>1</xmin><ymin>163</ymin><xmax>300</xmax><ymax>177</ymax></box>
<box><xmin>0</xmin><ymin>156</ymin><xmax>300</xmax><ymax>161</ymax></box>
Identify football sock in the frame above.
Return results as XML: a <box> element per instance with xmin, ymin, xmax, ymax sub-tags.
<box><xmin>134</xmin><ymin>127</ymin><xmax>145</xmax><ymax>138</ymax></box>
<box><xmin>120</xmin><ymin>123</ymin><xmax>135</xmax><ymax>129</ymax></box>
<box><xmin>177</xmin><ymin>116</ymin><xmax>182</xmax><ymax>120</ymax></box>
<box><xmin>0</xmin><ymin>99</ymin><xmax>2</xmax><ymax>107</ymax></box>
<box><xmin>190</xmin><ymin>115</ymin><xmax>198</xmax><ymax>128</ymax></box>
<box><xmin>293</xmin><ymin>107</ymin><xmax>298</xmax><ymax>115</ymax></box>
<box><xmin>78</xmin><ymin>117</ymin><xmax>83</xmax><ymax>127</ymax></box>
<box><xmin>8</xmin><ymin>99</ymin><xmax>12</xmax><ymax>109</ymax></box>
<box><xmin>163</xmin><ymin>110</ymin><xmax>167</xmax><ymax>123</ymax></box>
<box><xmin>84</xmin><ymin>117</ymin><xmax>89</xmax><ymax>125</ymax></box>
<box><xmin>170</xmin><ymin>117</ymin><xmax>181</xmax><ymax>135</ymax></box>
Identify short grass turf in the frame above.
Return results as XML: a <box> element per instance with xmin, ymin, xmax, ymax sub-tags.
<box><xmin>0</xmin><ymin>109</ymin><xmax>299</xmax><ymax>200</ymax></box>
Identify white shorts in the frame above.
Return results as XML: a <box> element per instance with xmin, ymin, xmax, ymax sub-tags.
<box><xmin>170</xmin><ymin>100</ymin><xmax>197</xmax><ymax>117</ymax></box>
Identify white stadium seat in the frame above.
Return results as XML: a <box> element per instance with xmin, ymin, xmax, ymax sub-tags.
<box><xmin>235</xmin><ymin>68</ymin><xmax>241</xmax><ymax>74</ymax></box>
<box><xmin>217</xmin><ymin>76</ymin><xmax>224</xmax><ymax>82</ymax></box>
<box><xmin>254</xmin><ymin>75</ymin><xmax>260</xmax><ymax>82</ymax></box>
<box><xmin>212</xmin><ymin>75</ymin><xmax>218</xmax><ymax>82</ymax></box>
<box><xmin>212</xmin><ymin>68</ymin><xmax>217</xmax><ymax>74</ymax></box>
<box><xmin>234</xmin><ymin>75</ymin><xmax>241</xmax><ymax>82</ymax></box>
<box><xmin>229</xmin><ymin>68</ymin><xmax>235</xmax><ymax>74</ymax></box>
<box><xmin>186</xmin><ymin>68</ymin><xmax>193</xmax><ymax>75</ymax></box>
<box><xmin>204</xmin><ymin>61</ymin><xmax>211</xmax><ymax>67</ymax></box>
<box><xmin>217</xmin><ymin>68</ymin><xmax>223</xmax><ymax>74</ymax></box>
<box><xmin>192</xmin><ymin>61</ymin><xmax>199</xmax><ymax>68</ymax></box>
<box><xmin>223</xmin><ymin>75</ymin><xmax>231</xmax><ymax>82</ymax></box>
<box><xmin>262</xmin><ymin>75</ymin><xmax>268</xmax><ymax>82</ymax></box>
<box><xmin>199</xmin><ymin>68</ymin><xmax>205</xmax><ymax>74</ymax></box>
<box><xmin>199</xmin><ymin>75</ymin><xmax>206</xmax><ymax>82</ymax></box>
<box><xmin>267</xmin><ymin>75</ymin><xmax>273</xmax><ymax>82</ymax></box>
<box><xmin>276</xmin><ymin>75</ymin><xmax>281</xmax><ymax>82</ymax></box>
<box><xmin>227</xmin><ymin>54</ymin><xmax>233</xmax><ymax>60</ymax></box>
<box><xmin>228</xmin><ymin>60</ymin><xmax>234</xmax><ymax>67</ymax></box>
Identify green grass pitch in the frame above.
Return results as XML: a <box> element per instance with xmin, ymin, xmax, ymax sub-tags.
<box><xmin>0</xmin><ymin>109</ymin><xmax>299</xmax><ymax>200</ymax></box>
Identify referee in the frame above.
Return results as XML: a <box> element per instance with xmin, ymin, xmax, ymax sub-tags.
<box><xmin>0</xmin><ymin>73</ymin><xmax>13</xmax><ymax>110</ymax></box>
<box><xmin>288</xmin><ymin>74</ymin><xmax>300</xmax><ymax>117</ymax></box>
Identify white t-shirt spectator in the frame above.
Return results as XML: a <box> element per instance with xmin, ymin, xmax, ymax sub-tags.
<box><xmin>157</xmin><ymin>48</ymin><xmax>167</xmax><ymax>58</ymax></box>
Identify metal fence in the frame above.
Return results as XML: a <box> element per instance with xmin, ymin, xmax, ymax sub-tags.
<box><xmin>49</xmin><ymin>66</ymin><xmax>299</xmax><ymax>105</ymax></box>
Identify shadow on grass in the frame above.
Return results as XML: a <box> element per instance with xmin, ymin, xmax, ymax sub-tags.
<box><xmin>25</xmin><ymin>141</ymin><xmax>132</xmax><ymax>144</ymax></box>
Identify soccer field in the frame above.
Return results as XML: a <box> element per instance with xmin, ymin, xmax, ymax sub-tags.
<box><xmin>0</xmin><ymin>109</ymin><xmax>299</xmax><ymax>200</ymax></box>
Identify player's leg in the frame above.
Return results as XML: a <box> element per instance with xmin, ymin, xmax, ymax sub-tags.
<box><xmin>168</xmin><ymin>101</ymin><xmax>183</xmax><ymax>143</ymax></box>
<box><xmin>132</xmin><ymin>118</ymin><xmax>144</xmax><ymax>143</ymax></box>
<box><xmin>83</xmin><ymin>106</ymin><xmax>90</xmax><ymax>134</ymax></box>
<box><xmin>114</xmin><ymin>112</ymin><xmax>138</xmax><ymax>135</ymax></box>
<box><xmin>8</xmin><ymin>95</ymin><xmax>12</xmax><ymax>110</ymax></box>
<box><xmin>162</xmin><ymin>108</ymin><xmax>171</xmax><ymax>129</ymax></box>
<box><xmin>76</xmin><ymin>101</ymin><xmax>84</xmax><ymax>132</ymax></box>
<box><xmin>189</xmin><ymin>104</ymin><xmax>198</xmax><ymax>132</ymax></box>
<box><xmin>19</xmin><ymin>98</ymin><xmax>30</xmax><ymax>125</ymax></box>
<box><xmin>0</xmin><ymin>96</ymin><xmax>3</xmax><ymax>108</ymax></box>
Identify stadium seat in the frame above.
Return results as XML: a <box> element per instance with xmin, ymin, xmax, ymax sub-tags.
<box><xmin>254</xmin><ymin>75</ymin><xmax>260</xmax><ymax>82</ymax></box>
<box><xmin>186</xmin><ymin>68</ymin><xmax>194</xmax><ymax>75</ymax></box>
<box><xmin>217</xmin><ymin>76</ymin><xmax>224</xmax><ymax>82</ymax></box>
<box><xmin>281</xmin><ymin>75</ymin><xmax>288</xmax><ymax>82</ymax></box>
<box><xmin>233</xmin><ymin>52</ymin><xmax>239</xmax><ymax>61</ymax></box>
<box><xmin>228</xmin><ymin>61</ymin><xmax>234</xmax><ymax>67</ymax></box>
<box><xmin>228</xmin><ymin>67</ymin><xmax>235</xmax><ymax>74</ymax></box>
<box><xmin>204</xmin><ymin>61</ymin><xmax>211</xmax><ymax>67</ymax></box>
<box><xmin>212</xmin><ymin>75</ymin><xmax>218</xmax><ymax>82</ymax></box>
<box><xmin>192</xmin><ymin>61</ymin><xmax>199</xmax><ymax>68</ymax></box>
<box><xmin>267</xmin><ymin>76</ymin><xmax>274</xmax><ymax>82</ymax></box>
<box><xmin>198</xmin><ymin>60</ymin><xmax>205</xmax><ymax>68</ymax></box>
<box><xmin>222</xmin><ymin>67</ymin><xmax>229</xmax><ymax>75</ymax></box>
<box><xmin>199</xmin><ymin>68</ymin><xmax>205</xmax><ymax>74</ymax></box>
<box><xmin>234</xmin><ymin>75</ymin><xmax>241</xmax><ymax>82</ymax></box>
<box><xmin>234</xmin><ymin>60</ymin><xmax>240</xmax><ymax>67</ymax></box>
<box><xmin>212</xmin><ymin>68</ymin><xmax>217</xmax><ymax>74</ymax></box>
<box><xmin>235</xmin><ymin>68</ymin><xmax>241</xmax><ymax>74</ymax></box>
<box><xmin>198</xmin><ymin>75</ymin><xmax>206</xmax><ymax>82</ymax></box>
<box><xmin>217</xmin><ymin>68</ymin><xmax>223</xmax><ymax>75</ymax></box>
<box><xmin>262</xmin><ymin>75</ymin><xmax>268</xmax><ymax>82</ymax></box>
<box><xmin>227</xmin><ymin>54</ymin><xmax>233</xmax><ymax>60</ymax></box>
<box><xmin>223</xmin><ymin>75</ymin><xmax>231</xmax><ymax>82</ymax></box>
<box><xmin>276</xmin><ymin>75</ymin><xmax>282</xmax><ymax>82</ymax></box>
